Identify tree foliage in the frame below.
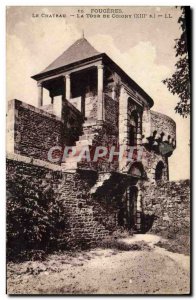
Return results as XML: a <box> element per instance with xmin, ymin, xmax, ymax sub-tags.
<box><xmin>163</xmin><ymin>7</ymin><xmax>191</xmax><ymax>117</ymax></box>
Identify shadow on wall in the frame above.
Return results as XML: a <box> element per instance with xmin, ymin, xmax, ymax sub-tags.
<box><xmin>141</xmin><ymin>213</ymin><xmax>157</xmax><ymax>233</ymax></box>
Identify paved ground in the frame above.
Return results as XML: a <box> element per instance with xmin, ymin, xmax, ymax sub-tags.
<box><xmin>7</xmin><ymin>234</ymin><xmax>190</xmax><ymax>295</ymax></box>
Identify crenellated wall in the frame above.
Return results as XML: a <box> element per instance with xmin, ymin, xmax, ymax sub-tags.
<box><xmin>150</xmin><ymin>110</ymin><xmax>176</xmax><ymax>143</ymax></box>
<box><xmin>142</xmin><ymin>109</ymin><xmax>176</xmax><ymax>146</ymax></box>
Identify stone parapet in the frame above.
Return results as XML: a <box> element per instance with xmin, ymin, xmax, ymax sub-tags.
<box><xmin>142</xmin><ymin>110</ymin><xmax>176</xmax><ymax>148</ymax></box>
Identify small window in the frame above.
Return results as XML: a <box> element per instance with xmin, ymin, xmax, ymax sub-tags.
<box><xmin>129</xmin><ymin>125</ymin><xmax>136</xmax><ymax>146</ymax></box>
<box><xmin>129</xmin><ymin>111</ymin><xmax>138</xmax><ymax>146</ymax></box>
<box><xmin>155</xmin><ymin>161</ymin><xmax>165</xmax><ymax>181</ymax></box>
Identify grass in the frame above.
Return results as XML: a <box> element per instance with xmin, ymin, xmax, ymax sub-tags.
<box><xmin>155</xmin><ymin>234</ymin><xmax>190</xmax><ymax>256</ymax></box>
<box><xmin>99</xmin><ymin>237</ymin><xmax>151</xmax><ymax>252</ymax></box>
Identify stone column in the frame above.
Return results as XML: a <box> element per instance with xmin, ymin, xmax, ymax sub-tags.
<box><xmin>37</xmin><ymin>82</ymin><xmax>43</xmax><ymax>107</ymax></box>
<box><xmin>112</xmin><ymin>86</ymin><xmax>115</xmax><ymax>100</ymax></box>
<box><xmin>142</xmin><ymin>108</ymin><xmax>151</xmax><ymax>144</ymax></box>
<box><xmin>165</xmin><ymin>157</ymin><xmax>169</xmax><ymax>181</ymax></box>
<box><xmin>136</xmin><ymin>189</ymin><xmax>142</xmax><ymax>232</ymax></box>
<box><xmin>137</xmin><ymin>114</ymin><xmax>142</xmax><ymax>146</ymax></box>
<box><xmin>97</xmin><ymin>64</ymin><xmax>104</xmax><ymax>122</ymax></box>
<box><xmin>119</xmin><ymin>85</ymin><xmax>129</xmax><ymax>172</ymax></box>
<box><xmin>65</xmin><ymin>74</ymin><xmax>71</xmax><ymax>100</ymax></box>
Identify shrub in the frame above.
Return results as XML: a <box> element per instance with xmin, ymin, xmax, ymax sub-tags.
<box><xmin>6</xmin><ymin>179</ymin><xmax>69</xmax><ymax>261</ymax></box>
<box><xmin>111</xmin><ymin>228</ymin><xmax>133</xmax><ymax>239</ymax></box>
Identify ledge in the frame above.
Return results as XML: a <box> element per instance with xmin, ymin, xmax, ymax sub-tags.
<box><xmin>6</xmin><ymin>152</ymin><xmax>62</xmax><ymax>172</ymax></box>
<box><xmin>8</xmin><ymin>99</ymin><xmax>63</xmax><ymax>122</ymax></box>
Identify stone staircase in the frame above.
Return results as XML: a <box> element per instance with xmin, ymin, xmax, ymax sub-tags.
<box><xmin>90</xmin><ymin>171</ymin><xmax>129</xmax><ymax>196</ymax></box>
<box><xmin>61</xmin><ymin>120</ymin><xmax>98</xmax><ymax>172</ymax></box>
<box><xmin>90</xmin><ymin>172</ymin><xmax>112</xmax><ymax>194</ymax></box>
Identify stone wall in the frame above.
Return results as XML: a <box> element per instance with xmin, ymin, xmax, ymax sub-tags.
<box><xmin>7</xmin><ymin>99</ymin><xmax>64</xmax><ymax>162</ymax></box>
<box><xmin>150</xmin><ymin>110</ymin><xmax>176</xmax><ymax>143</ymax></box>
<box><xmin>141</xmin><ymin>180</ymin><xmax>190</xmax><ymax>235</ymax></box>
<box><xmin>58</xmin><ymin>171</ymin><xmax>122</xmax><ymax>247</ymax></box>
<box><xmin>6</xmin><ymin>154</ymin><xmax>62</xmax><ymax>201</ymax></box>
<box><xmin>68</xmin><ymin>96</ymin><xmax>82</xmax><ymax>112</ymax></box>
<box><xmin>6</xmin><ymin>155</ymin><xmax>121</xmax><ymax>249</ymax></box>
<box><xmin>78</xmin><ymin>124</ymin><xmax>119</xmax><ymax>172</ymax></box>
<box><xmin>104</xmin><ymin>94</ymin><xmax>119</xmax><ymax>135</ymax></box>
<box><xmin>7</xmin><ymin>99</ymin><xmax>84</xmax><ymax>162</ymax></box>
<box><xmin>62</xmin><ymin>99</ymin><xmax>84</xmax><ymax>146</ymax></box>
<box><xmin>6</xmin><ymin>154</ymin><xmax>190</xmax><ymax>249</ymax></box>
<box><xmin>141</xmin><ymin>148</ymin><xmax>168</xmax><ymax>181</ymax></box>
<box><xmin>85</xmin><ymin>96</ymin><xmax>97</xmax><ymax>120</ymax></box>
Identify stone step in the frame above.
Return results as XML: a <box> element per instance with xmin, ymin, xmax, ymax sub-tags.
<box><xmin>61</xmin><ymin>161</ymin><xmax>78</xmax><ymax>171</ymax></box>
<box><xmin>83</xmin><ymin>119</ymin><xmax>97</xmax><ymax>127</ymax></box>
<box><xmin>98</xmin><ymin>173</ymin><xmax>111</xmax><ymax>181</ymax></box>
<box><xmin>79</xmin><ymin>133</ymin><xmax>95</xmax><ymax>141</ymax></box>
<box><xmin>63</xmin><ymin>156</ymin><xmax>79</xmax><ymax>163</ymax></box>
<box><xmin>90</xmin><ymin>173</ymin><xmax>112</xmax><ymax>194</ymax></box>
<box><xmin>76</xmin><ymin>139</ymin><xmax>93</xmax><ymax>146</ymax></box>
<box><xmin>81</xmin><ymin>128</ymin><xmax>94</xmax><ymax>134</ymax></box>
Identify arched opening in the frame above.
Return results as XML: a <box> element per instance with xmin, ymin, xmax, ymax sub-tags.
<box><xmin>125</xmin><ymin>162</ymin><xmax>145</xmax><ymax>231</ymax></box>
<box><xmin>129</xmin><ymin>162</ymin><xmax>146</xmax><ymax>179</ymax></box>
<box><xmin>129</xmin><ymin>110</ymin><xmax>138</xmax><ymax>146</ymax></box>
<box><xmin>127</xmin><ymin>186</ymin><xmax>138</xmax><ymax>229</ymax></box>
<box><xmin>155</xmin><ymin>161</ymin><xmax>165</xmax><ymax>181</ymax></box>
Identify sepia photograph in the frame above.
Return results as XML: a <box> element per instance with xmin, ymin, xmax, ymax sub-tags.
<box><xmin>6</xmin><ymin>6</ymin><xmax>191</xmax><ymax>295</ymax></box>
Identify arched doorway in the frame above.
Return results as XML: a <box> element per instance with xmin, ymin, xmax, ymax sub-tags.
<box><xmin>127</xmin><ymin>186</ymin><xmax>138</xmax><ymax>229</ymax></box>
<box><xmin>125</xmin><ymin>162</ymin><xmax>145</xmax><ymax>231</ymax></box>
<box><xmin>155</xmin><ymin>161</ymin><xmax>165</xmax><ymax>181</ymax></box>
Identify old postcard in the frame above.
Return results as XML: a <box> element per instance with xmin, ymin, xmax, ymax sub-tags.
<box><xmin>6</xmin><ymin>6</ymin><xmax>191</xmax><ymax>295</ymax></box>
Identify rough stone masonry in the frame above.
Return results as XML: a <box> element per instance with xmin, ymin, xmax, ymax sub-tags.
<box><xmin>6</xmin><ymin>37</ymin><xmax>190</xmax><ymax>247</ymax></box>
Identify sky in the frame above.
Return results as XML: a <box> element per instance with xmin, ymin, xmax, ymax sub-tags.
<box><xmin>6</xmin><ymin>6</ymin><xmax>190</xmax><ymax>180</ymax></box>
